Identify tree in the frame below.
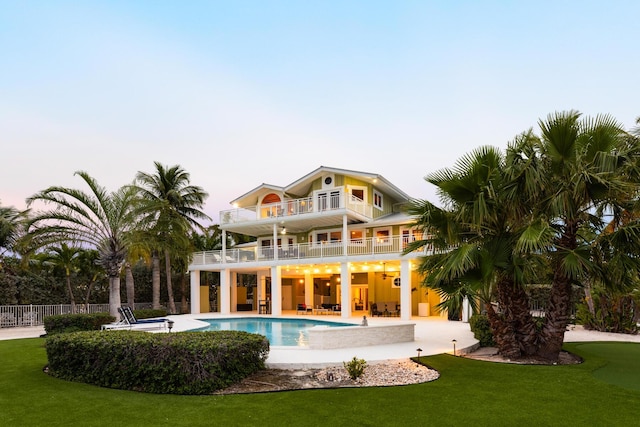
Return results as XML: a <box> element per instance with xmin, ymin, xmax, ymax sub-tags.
<box><xmin>24</xmin><ymin>172</ymin><xmax>138</xmax><ymax>317</ymax></box>
<box><xmin>133</xmin><ymin>162</ymin><xmax>210</xmax><ymax>313</ymax></box>
<box><xmin>409</xmin><ymin>111</ymin><xmax>640</xmax><ymax>361</ymax></box>
<box><xmin>406</xmin><ymin>145</ymin><xmax>542</xmax><ymax>358</ymax></box>
<box><xmin>0</xmin><ymin>201</ymin><xmax>28</xmax><ymax>260</ymax></box>
<box><xmin>36</xmin><ymin>243</ymin><xmax>82</xmax><ymax>312</ymax></box>
<box><xmin>527</xmin><ymin>111</ymin><xmax>640</xmax><ymax>359</ymax></box>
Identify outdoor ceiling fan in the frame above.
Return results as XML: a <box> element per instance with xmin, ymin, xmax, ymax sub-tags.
<box><xmin>382</xmin><ymin>263</ymin><xmax>393</xmax><ymax>280</ymax></box>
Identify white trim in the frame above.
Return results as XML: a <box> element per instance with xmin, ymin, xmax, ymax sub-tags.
<box><xmin>373</xmin><ymin>189</ymin><xmax>384</xmax><ymax>211</ymax></box>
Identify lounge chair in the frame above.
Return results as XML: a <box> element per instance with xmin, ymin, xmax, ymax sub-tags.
<box><xmin>120</xmin><ymin>306</ymin><xmax>168</xmax><ymax>330</ymax></box>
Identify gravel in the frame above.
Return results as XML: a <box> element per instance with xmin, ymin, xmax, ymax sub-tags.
<box><xmin>315</xmin><ymin>360</ymin><xmax>439</xmax><ymax>387</ymax></box>
<box><xmin>214</xmin><ymin>359</ymin><xmax>439</xmax><ymax>394</ymax></box>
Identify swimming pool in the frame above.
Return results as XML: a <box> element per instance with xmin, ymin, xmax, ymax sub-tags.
<box><xmin>195</xmin><ymin>317</ymin><xmax>356</xmax><ymax>347</ymax></box>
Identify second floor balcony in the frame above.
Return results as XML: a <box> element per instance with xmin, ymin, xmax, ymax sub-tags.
<box><xmin>190</xmin><ymin>234</ymin><xmax>435</xmax><ymax>267</ymax></box>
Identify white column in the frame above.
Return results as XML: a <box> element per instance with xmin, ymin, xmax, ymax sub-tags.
<box><xmin>400</xmin><ymin>260</ymin><xmax>411</xmax><ymax>320</ymax></box>
<box><xmin>190</xmin><ymin>270</ymin><xmax>201</xmax><ymax>314</ymax></box>
<box><xmin>305</xmin><ymin>270</ymin><xmax>313</xmax><ymax>308</ymax></box>
<box><xmin>222</xmin><ymin>230</ymin><xmax>227</xmax><ymax>262</ymax></box>
<box><xmin>462</xmin><ymin>296</ymin><xmax>471</xmax><ymax>322</ymax></box>
<box><xmin>270</xmin><ymin>265</ymin><xmax>282</xmax><ymax>315</ymax></box>
<box><xmin>273</xmin><ymin>224</ymin><xmax>278</xmax><ymax>260</ymax></box>
<box><xmin>220</xmin><ymin>269</ymin><xmax>231</xmax><ymax>314</ymax></box>
<box><xmin>230</xmin><ymin>272</ymin><xmax>238</xmax><ymax>312</ymax></box>
<box><xmin>340</xmin><ymin>262</ymin><xmax>351</xmax><ymax>318</ymax></box>
<box><xmin>342</xmin><ymin>214</ymin><xmax>348</xmax><ymax>256</ymax></box>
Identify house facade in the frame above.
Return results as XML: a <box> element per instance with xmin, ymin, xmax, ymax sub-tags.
<box><xmin>188</xmin><ymin>166</ymin><xmax>440</xmax><ymax>320</ymax></box>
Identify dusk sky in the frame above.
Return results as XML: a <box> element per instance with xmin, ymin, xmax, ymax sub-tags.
<box><xmin>2</xmin><ymin>1</ymin><xmax>639</xmax><ymax>225</ymax></box>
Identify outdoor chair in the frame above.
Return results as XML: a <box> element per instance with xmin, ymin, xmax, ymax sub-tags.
<box><xmin>296</xmin><ymin>304</ymin><xmax>311</xmax><ymax>314</ymax></box>
<box><xmin>120</xmin><ymin>306</ymin><xmax>168</xmax><ymax>330</ymax></box>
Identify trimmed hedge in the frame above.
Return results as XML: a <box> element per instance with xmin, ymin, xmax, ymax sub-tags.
<box><xmin>132</xmin><ymin>308</ymin><xmax>168</xmax><ymax>320</ymax></box>
<box><xmin>45</xmin><ymin>330</ymin><xmax>270</xmax><ymax>394</ymax></box>
<box><xmin>43</xmin><ymin>313</ymin><xmax>115</xmax><ymax>335</ymax></box>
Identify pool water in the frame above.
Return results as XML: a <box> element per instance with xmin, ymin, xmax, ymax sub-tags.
<box><xmin>195</xmin><ymin>317</ymin><xmax>356</xmax><ymax>347</ymax></box>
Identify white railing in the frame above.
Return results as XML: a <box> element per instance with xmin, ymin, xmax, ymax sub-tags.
<box><xmin>219</xmin><ymin>190</ymin><xmax>374</xmax><ymax>225</ymax></box>
<box><xmin>190</xmin><ymin>235</ymin><xmax>435</xmax><ymax>266</ymax></box>
<box><xmin>0</xmin><ymin>303</ymin><xmax>152</xmax><ymax>328</ymax></box>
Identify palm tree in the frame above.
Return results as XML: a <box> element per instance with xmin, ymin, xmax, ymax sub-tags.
<box><xmin>75</xmin><ymin>248</ymin><xmax>105</xmax><ymax>309</ymax></box>
<box><xmin>0</xmin><ymin>201</ymin><xmax>28</xmax><ymax>260</ymax></box>
<box><xmin>37</xmin><ymin>243</ymin><xmax>82</xmax><ymax>312</ymax></box>
<box><xmin>24</xmin><ymin>172</ymin><xmax>138</xmax><ymax>317</ymax></box>
<box><xmin>409</xmin><ymin>111</ymin><xmax>640</xmax><ymax>361</ymax></box>
<box><xmin>133</xmin><ymin>162</ymin><xmax>210</xmax><ymax>313</ymax></box>
<box><xmin>406</xmin><ymin>145</ymin><xmax>541</xmax><ymax>358</ymax></box>
<box><xmin>524</xmin><ymin>111</ymin><xmax>640</xmax><ymax>359</ymax></box>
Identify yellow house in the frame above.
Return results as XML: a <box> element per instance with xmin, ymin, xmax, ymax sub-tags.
<box><xmin>188</xmin><ymin>166</ymin><xmax>440</xmax><ymax>319</ymax></box>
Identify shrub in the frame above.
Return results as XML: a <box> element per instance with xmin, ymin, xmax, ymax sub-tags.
<box><xmin>132</xmin><ymin>308</ymin><xmax>167</xmax><ymax>319</ymax></box>
<box><xmin>45</xmin><ymin>330</ymin><xmax>270</xmax><ymax>394</ymax></box>
<box><xmin>469</xmin><ymin>314</ymin><xmax>495</xmax><ymax>347</ymax></box>
<box><xmin>343</xmin><ymin>356</ymin><xmax>367</xmax><ymax>380</ymax></box>
<box><xmin>43</xmin><ymin>313</ymin><xmax>115</xmax><ymax>335</ymax></box>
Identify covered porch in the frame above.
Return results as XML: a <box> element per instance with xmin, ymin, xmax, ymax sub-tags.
<box><xmin>189</xmin><ymin>260</ymin><xmax>441</xmax><ymax>321</ymax></box>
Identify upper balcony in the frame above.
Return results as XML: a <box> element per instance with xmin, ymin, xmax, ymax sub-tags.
<box><xmin>219</xmin><ymin>188</ymin><xmax>378</xmax><ymax>236</ymax></box>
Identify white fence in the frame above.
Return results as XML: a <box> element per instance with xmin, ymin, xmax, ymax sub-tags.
<box><xmin>0</xmin><ymin>303</ymin><xmax>152</xmax><ymax>328</ymax></box>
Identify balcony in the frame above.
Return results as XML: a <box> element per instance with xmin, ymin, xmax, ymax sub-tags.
<box><xmin>190</xmin><ymin>235</ymin><xmax>435</xmax><ymax>266</ymax></box>
<box><xmin>219</xmin><ymin>190</ymin><xmax>376</xmax><ymax>235</ymax></box>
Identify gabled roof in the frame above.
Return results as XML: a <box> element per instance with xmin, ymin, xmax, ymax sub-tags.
<box><xmin>230</xmin><ymin>183</ymin><xmax>285</xmax><ymax>208</ymax></box>
<box><xmin>230</xmin><ymin>166</ymin><xmax>412</xmax><ymax>208</ymax></box>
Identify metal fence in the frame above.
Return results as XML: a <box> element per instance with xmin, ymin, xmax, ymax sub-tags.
<box><xmin>0</xmin><ymin>303</ymin><xmax>153</xmax><ymax>328</ymax></box>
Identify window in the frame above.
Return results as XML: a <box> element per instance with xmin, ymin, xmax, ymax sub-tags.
<box><xmin>314</xmin><ymin>230</ymin><xmax>342</xmax><ymax>245</ymax></box>
<box><xmin>374</xmin><ymin>227</ymin><xmax>391</xmax><ymax>245</ymax></box>
<box><xmin>350</xmin><ymin>230</ymin><xmax>364</xmax><ymax>244</ymax></box>
<box><xmin>373</xmin><ymin>190</ymin><xmax>383</xmax><ymax>210</ymax></box>
<box><xmin>401</xmin><ymin>227</ymin><xmax>423</xmax><ymax>249</ymax></box>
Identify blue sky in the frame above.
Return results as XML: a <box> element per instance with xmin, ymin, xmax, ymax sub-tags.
<box><xmin>2</xmin><ymin>1</ymin><xmax>639</xmax><ymax>224</ymax></box>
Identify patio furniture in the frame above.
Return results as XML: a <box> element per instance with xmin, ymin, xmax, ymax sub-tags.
<box><xmin>296</xmin><ymin>304</ymin><xmax>312</xmax><ymax>314</ymax></box>
<box><xmin>0</xmin><ymin>313</ymin><xmax>17</xmax><ymax>328</ymax></box>
<box><xmin>120</xmin><ymin>306</ymin><xmax>168</xmax><ymax>329</ymax></box>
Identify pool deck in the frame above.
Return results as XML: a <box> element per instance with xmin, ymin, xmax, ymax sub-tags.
<box><xmin>3</xmin><ymin>314</ymin><xmax>639</xmax><ymax>369</ymax></box>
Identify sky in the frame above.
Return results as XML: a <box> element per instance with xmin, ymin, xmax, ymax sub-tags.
<box><xmin>2</xmin><ymin>0</ymin><xmax>639</xmax><ymax>225</ymax></box>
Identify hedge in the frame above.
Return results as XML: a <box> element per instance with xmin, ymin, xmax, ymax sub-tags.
<box><xmin>43</xmin><ymin>313</ymin><xmax>115</xmax><ymax>335</ymax></box>
<box><xmin>132</xmin><ymin>308</ymin><xmax>167</xmax><ymax>320</ymax></box>
<box><xmin>45</xmin><ymin>330</ymin><xmax>270</xmax><ymax>394</ymax></box>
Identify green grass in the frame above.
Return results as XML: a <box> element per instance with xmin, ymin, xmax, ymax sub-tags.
<box><xmin>1</xmin><ymin>338</ymin><xmax>639</xmax><ymax>426</ymax></box>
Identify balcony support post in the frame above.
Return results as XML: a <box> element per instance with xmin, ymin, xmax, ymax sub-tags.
<box><xmin>340</xmin><ymin>262</ymin><xmax>351</xmax><ymax>318</ymax></box>
<box><xmin>190</xmin><ymin>270</ymin><xmax>201</xmax><ymax>314</ymax></box>
<box><xmin>400</xmin><ymin>260</ymin><xmax>411</xmax><ymax>320</ymax></box>
<box><xmin>342</xmin><ymin>214</ymin><xmax>348</xmax><ymax>256</ymax></box>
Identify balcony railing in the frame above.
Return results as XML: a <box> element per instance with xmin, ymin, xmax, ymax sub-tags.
<box><xmin>190</xmin><ymin>235</ymin><xmax>435</xmax><ymax>266</ymax></box>
<box><xmin>220</xmin><ymin>190</ymin><xmax>374</xmax><ymax>225</ymax></box>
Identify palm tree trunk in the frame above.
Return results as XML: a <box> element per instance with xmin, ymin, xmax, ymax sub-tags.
<box><xmin>84</xmin><ymin>274</ymin><xmax>97</xmax><ymax>310</ymax></box>
<box><xmin>164</xmin><ymin>250</ymin><xmax>177</xmax><ymax>314</ymax></box>
<box><xmin>152</xmin><ymin>252</ymin><xmax>161</xmax><ymax>309</ymax></box>
<box><xmin>125</xmin><ymin>263</ymin><xmax>135</xmax><ymax>308</ymax></box>
<box><xmin>537</xmin><ymin>223</ymin><xmax>578</xmax><ymax>361</ymax></box>
<box><xmin>66</xmin><ymin>273</ymin><xmax>76</xmax><ymax>313</ymax></box>
<box><xmin>108</xmin><ymin>275</ymin><xmax>121</xmax><ymax>318</ymax></box>
<box><xmin>537</xmin><ymin>274</ymin><xmax>572</xmax><ymax>361</ymax></box>
<box><xmin>180</xmin><ymin>272</ymin><xmax>188</xmax><ymax>313</ymax></box>
<box><xmin>488</xmin><ymin>277</ymin><xmax>523</xmax><ymax>359</ymax></box>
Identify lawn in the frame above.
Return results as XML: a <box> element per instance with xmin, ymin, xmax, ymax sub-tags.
<box><xmin>1</xmin><ymin>338</ymin><xmax>638</xmax><ymax>426</ymax></box>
